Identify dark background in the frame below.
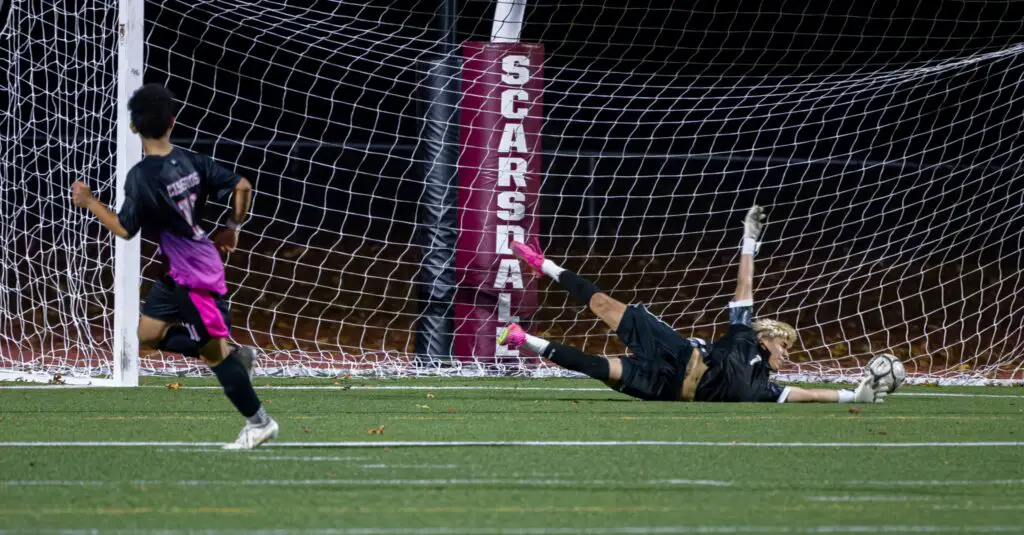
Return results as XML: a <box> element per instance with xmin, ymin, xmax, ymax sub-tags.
<box><xmin>3</xmin><ymin>1</ymin><xmax>1024</xmax><ymax>377</ymax></box>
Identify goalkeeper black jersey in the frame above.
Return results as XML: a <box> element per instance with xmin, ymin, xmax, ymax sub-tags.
<box><xmin>694</xmin><ymin>304</ymin><xmax>788</xmax><ymax>403</ymax></box>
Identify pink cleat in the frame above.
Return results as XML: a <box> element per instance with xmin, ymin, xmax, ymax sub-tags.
<box><xmin>510</xmin><ymin>239</ymin><xmax>545</xmax><ymax>273</ymax></box>
<box><xmin>498</xmin><ymin>323</ymin><xmax>527</xmax><ymax>350</ymax></box>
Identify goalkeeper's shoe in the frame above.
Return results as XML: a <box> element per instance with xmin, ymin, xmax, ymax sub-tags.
<box><xmin>223</xmin><ymin>418</ymin><xmax>279</xmax><ymax>450</ymax></box>
<box><xmin>510</xmin><ymin>240</ymin><xmax>545</xmax><ymax>273</ymax></box>
<box><xmin>498</xmin><ymin>323</ymin><xmax>527</xmax><ymax>350</ymax></box>
<box><xmin>852</xmin><ymin>375</ymin><xmax>887</xmax><ymax>404</ymax></box>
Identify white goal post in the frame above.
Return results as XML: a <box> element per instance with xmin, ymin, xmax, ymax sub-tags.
<box><xmin>2</xmin><ymin>1</ymin><xmax>1024</xmax><ymax>385</ymax></box>
<box><xmin>0</xmin><ymin>0</ymin><xmax>143</xmax><ymax>386</ymax></box>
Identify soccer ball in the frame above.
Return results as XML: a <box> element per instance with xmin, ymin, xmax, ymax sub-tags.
<box><xmin>866</xmin><ymin>353</ymin><xmax>906</xmax><ymax>393</ymax></box>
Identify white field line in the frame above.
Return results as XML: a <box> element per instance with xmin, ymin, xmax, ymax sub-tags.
<box><xmin>0</xmin><ymin>478</ymin><xmax>733</xmax><ymax>488</ymax></box>
<box><xmin>848</xmin><ymin>479</ymin><xmax>1024</xmax><ymax>486</ymax></box>
<box><xmin>3</xmin><ymin>478</ymin><xmax>1022</xmax><ymax>490</ymax></box>
<box><xmin>1</xmin><ymin>384</ymin><xmax>1022</xmax><ymax>398</ymax></box>
<box><xmin>3</xmin><ymin>526</ymin><xmax>1024</xmax><ymax>534</ymax></box>
<box><xmin>1</xmin><ymin>440</ymin><xmax>1024</xmax><ymax>448</ymax></box>
<box><xmin>805</xmin><ymin>495</ymin><xmax>939</xmax><ymax>502</ymax></box>
<box><xmin>360</xmin><ymin>464</ymin><xmax>460</xmax><ymax>469</ymax></box>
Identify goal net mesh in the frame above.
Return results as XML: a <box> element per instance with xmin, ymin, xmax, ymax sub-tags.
<box><xmin>3</xmin><ymin>1</ymin><xmax>1024</xmax><ymax>383</ymax></box>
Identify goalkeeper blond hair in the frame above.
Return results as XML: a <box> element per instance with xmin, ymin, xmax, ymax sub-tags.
<box><xmin>752</xmin><ymin>318</ymin><xmax>796</xmax><ymax>345</ymax></box>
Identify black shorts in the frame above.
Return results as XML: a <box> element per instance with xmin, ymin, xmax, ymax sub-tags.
<box><xmin>615</xmin><ymin>304</ymin><xmax>705</xmax><ymax>401</ymax></box>
<box><xmin>142</xmin><ymin>277</ymin><xmax>232</xmax><ymax>349</ymax></box>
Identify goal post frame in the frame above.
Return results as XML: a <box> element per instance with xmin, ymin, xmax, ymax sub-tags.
<box><xmin>112</xmin><ymin>0</ymin><xmax>144</xmax><ymax>387</ymax></box>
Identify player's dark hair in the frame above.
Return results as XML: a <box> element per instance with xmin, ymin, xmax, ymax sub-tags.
<box><xmin>128</xmin><ymin>83</ymin><xmax>177</xmax><ymax>139</ymax></box>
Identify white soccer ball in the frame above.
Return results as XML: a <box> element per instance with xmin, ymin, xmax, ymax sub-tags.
<box><xmin>866</xmin><ymin>353</ymin><xmax>906</xmax><ymax>393</ymax></box>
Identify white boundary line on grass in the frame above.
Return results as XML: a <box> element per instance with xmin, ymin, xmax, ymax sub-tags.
<box><xmin>0</xmin><ymin>478</ymin><xmax>735</xmax><ymax>488</ymax></box>
<box><xmin>1</xmin><ymin>440</ymin><xmax>1024</xmax><ymax>448</ymax></box>
<box><xmin>1</xmin><ymin>384</ymin><xmax>1023</xmax><ymax>398</ymax></box>
<box><xmin>4</xmin><ymin>478</ymin><xmax>1023</xmax><ymax>488</ymax></box>
<box><xmin>4</xmin><ymin>525</ymin><xmax>1023</xmax><ymax>534</ymax></box>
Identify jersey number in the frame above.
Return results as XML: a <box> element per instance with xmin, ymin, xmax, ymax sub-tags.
<box><xmin>175</xmin><ymin>193</ymin><xmax>204</xmax><ymax>239</ymax></box>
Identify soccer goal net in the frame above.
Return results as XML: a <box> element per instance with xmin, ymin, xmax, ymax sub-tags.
<box><xmin>3</xmin><ymin>1</ymin><xmax>1024</xmax><ymax>384</ymax></box>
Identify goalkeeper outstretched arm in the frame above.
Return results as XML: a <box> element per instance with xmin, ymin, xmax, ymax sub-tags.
<box><xmin>733</xmin><ymin>206</ymin><xmax>889</xmax><ymax>404</ymax></box>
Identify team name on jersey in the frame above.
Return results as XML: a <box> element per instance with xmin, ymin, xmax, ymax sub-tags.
<box><xmin>166</xmin><ymin>171</ymin><xmax>200</xmax><ymax>197</ymax></box>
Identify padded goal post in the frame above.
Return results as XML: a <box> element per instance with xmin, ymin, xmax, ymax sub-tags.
<box><xmin>454</xmin><ymin>42</ymin><xmax>543</xmax><ymax>371</ymax></box>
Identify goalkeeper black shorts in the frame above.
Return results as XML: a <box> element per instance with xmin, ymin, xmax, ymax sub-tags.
<box><xmin>615</xmin><ymin>304</ymin><xmax>705</xmax><ymax>401</ymax></box>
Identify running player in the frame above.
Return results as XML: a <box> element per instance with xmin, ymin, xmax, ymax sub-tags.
<box><xmin>71</xmin><ymin>83</ymin><xmax>278</xmax><ymax>448</ymax></box>
<box><xmin>499</xmin><ymin>205</ymin><xmax>889</xmax><ymax>404</ymax></box>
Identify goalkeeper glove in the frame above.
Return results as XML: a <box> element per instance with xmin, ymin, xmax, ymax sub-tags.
<box><xmin>852</xmin><ymin>375</ymin><xmax>887</xmax><ymax>404</ymax></box>
<box><xmin>742</xmin><ymin>205</ymin><xmax>766</xmax><ymax>255</ymax></box>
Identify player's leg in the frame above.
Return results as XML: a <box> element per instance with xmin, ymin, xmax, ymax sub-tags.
<box><xmin>499</xmin><ymin>323</ymin><xmax>623</xmax><ymax>387</ymax></box>
<box><xmin>140</xmin><ymin>278</ymin><xmax>201</xmax><ymax>358</ymax></box>
<box><xmin>511</xmin><ymin>240</ymin><xmax>627</xmax><ymax>330</ymax></box>
<box><xmin>181</xmin><ymin>287</ymin><xmax>277</xmax><ymax>449</ymax></box>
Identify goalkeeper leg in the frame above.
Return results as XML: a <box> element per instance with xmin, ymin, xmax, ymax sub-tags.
<box><xmin>511</xmin><ymin>240</ymin><xmax>627</xmax><ymax>330</ymax></box>
<box><xmin>499</xmin><ymin>323</ymin><xmax>622</xmax><ymax>387</ymax></box>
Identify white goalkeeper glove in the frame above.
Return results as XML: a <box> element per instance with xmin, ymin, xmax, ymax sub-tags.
<box><xmin>742</xmin><ymin>205</ymin><xmax>766</xmax><ymax>255</ymax></box>
<box><xmin>852</xmin><ymin>375</ymin><xmax>887</xmax><ymax>404</ymax></box>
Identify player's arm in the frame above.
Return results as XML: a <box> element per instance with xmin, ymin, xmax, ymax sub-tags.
<box><xmin>726</xmin><ymin>205</ymin><xmax>765</xmax><ymax>326</ymax></box>
<box><xmin>211</xmin><ymin>177</ymin><xmax>252</xmax><ymax>254</ymax></box>
<box><xmin>781</xmin><ymin>386</ymin><xmax>840</xmax><ymax>402</ymax></box>
<box><xmin>780</xmin><ymin>382</ymin><xmax>886</xmax><ymax>404</ymax></box>
<box><xmin>196</xmin><ymin>151</ymin><xmax>252</xmax><ymax>253</ymax></box>
<box><xmin>226</xmin><ymin>177</ymin><xmax>253</xmax><ymax>227</ymax></box>
<box><xmin>71</xmin><ymin>181</ymin><xmax>137</xmax><ymax>239</ymax></box>
<box><xmin>734</xmin><ymin>205</ymin><xmax>765</xmax><ymax>304</ymax></box>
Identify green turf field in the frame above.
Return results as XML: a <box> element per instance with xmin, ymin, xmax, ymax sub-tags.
<box><xmin>1</xmin><ymin>378</ymin><xmax>1023</xmax><ymax>534</ymax></box>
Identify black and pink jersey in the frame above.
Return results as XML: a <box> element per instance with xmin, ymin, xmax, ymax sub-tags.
<box><xmin>117</xmin><ymin>147</ymin><xmax>240</xmax><ymax>295</ymax></box>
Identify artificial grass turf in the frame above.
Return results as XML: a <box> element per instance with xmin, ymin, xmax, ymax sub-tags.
<box><xmin>0</xmin><ymin>378</ymin><xmax>1022</xmax><ymax>533</ymax></box>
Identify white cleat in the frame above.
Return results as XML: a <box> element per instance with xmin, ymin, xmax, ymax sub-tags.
<box><xmin>223</xmin><ymin>418</ymin><xmax>279</xmax><ymax>450</ymax></box>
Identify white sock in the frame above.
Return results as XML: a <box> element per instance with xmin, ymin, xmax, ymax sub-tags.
<box><xmin>541</xmin><ymin>259</ymin><xmax>565</xmax><ymax>281</ymax></box>
<box><xmin>524</xmin><ymin>333</ymin><xmax>550</xmax><ymax>356</ymax></box>
<box><xmin>246</xmin><ymin>406</ymin><xmax>271</xmax><ymax>425</ymax></box>
<box><xmin>836</xmin><ymin>389</ymin><xmax>854</xmax><ymax>404</ymax></box>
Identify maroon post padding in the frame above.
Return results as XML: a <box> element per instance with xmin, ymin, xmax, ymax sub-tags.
<box><xmin>454</xmin><ymin>42</ymin><xmax>544</xmax><ymax>367</ymax></box>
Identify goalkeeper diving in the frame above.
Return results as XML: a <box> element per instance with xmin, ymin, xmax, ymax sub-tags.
<box><xmin>499</xmin><ymin>205</ymin><xmax>902</xmax><ymax>403</ymax></box>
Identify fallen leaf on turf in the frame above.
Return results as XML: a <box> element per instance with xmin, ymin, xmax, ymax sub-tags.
<box><xmin>166</xmin><ymin>382</ymin><xmax>182</xmax><ymax>390</ymax></box>
<box><xmin>265</xmin><ymin>399</ymin><xmax>272</xmax><ymax>405</ymax></box>
<box><xmin>446</xmin><ymin>408</ymin><xmax>459</xmax><ymax>414</ymax></box>
<box><xmin>303</xmin><ymin>427</ymin><xmax>312</xmax><ymax>434</ymax></box>
<box><xmin>425</xmin><ymin>393</ymin><xmax>435</xmax><ymax>399</ymax></box>
<box><xmin>848</xmin><ymin>406</ymin><xmax>862</xmax><ymax>414</ymax></box>
<box><xmin>416</xmin><ymin>404</ymin><xmax>430</xmax><ymax>409</ymax></box>
<box><xmin>367</xmin><ymin>425</ymin><xmax>386</xmax><ymax>435</ymax></box>
<box><xmin>571</xmin><ymin>400</ymin><xmax>579</xmax><ymax>405</ymax></box>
